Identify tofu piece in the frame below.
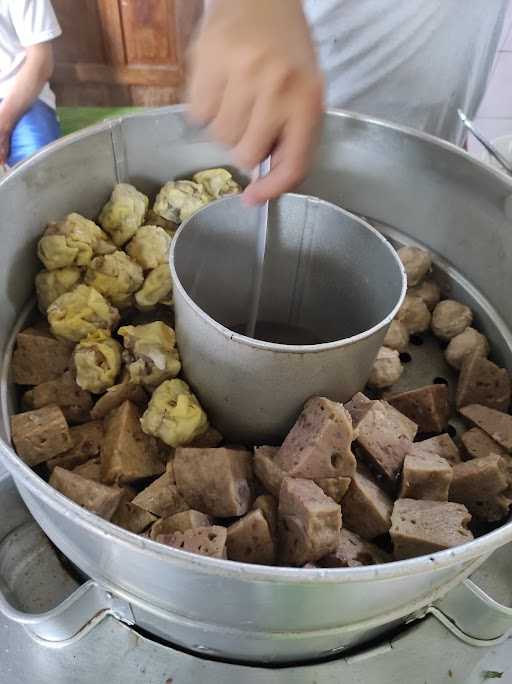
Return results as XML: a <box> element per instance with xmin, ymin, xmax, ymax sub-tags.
<box><xmin>174</xmin><ymin>447</ymin><xmax>254</xmax><ymax>517</ymax></box>
<box><xmin>131</xmin><ymin>471</ymin><xmax>188</xmax><ymax>517</ymax></box>
<box><xmin>346</xmin><ymin>393</ymin><xmax>417</xmax><ymax>441</ymax></box>
<box><xmin>188</xmin><ymin>426</ymin><xmax>223</xmax><ymax>448</ymax></box>
<box><xmin>340</xmin><ymin>467</ymin><xmax>393</xmax><ymax>540</ymax></box>
<box><xmin>276</xmin><ymin>397</ymin><xmax>356</xmax><ymax>479</ymax></box>
<box><xmin>100</xmin><ymin>400</ymin><xmax>165</xmax><ymax>485</ymax></box>
<box><xmin>412</xmin><ymin>434</ymin><xmax>461</xmax><ymax>466</ymax></box>
<box><xmin>47</xmin><ymin>420</ymin><xmax>104</xmax><ymax>471</ymax></box>
<box><xmin>450</xmin><ymin>455</ymin><xmax>508</xmax><ymax>503</ymax></box>
<box><xmin>387</xmin><ymin>384</ymin><xmax>450</xmax><ymax>434</ymax></box>
<box><xmin>399</xmin><ymin>454</ymin><xmax>453</xmax><ymax>501</ymax></box>
<box><xmin>353</xmin><ymin>400</ymin><xmax>414</xmax><ymax>487</ymax></box>
<box><xmin>73</xmin><ymin>458</ymin><xmax>101</xmax><ymax>482</ymax></box>
<box><xmin>49</xmin><ymin>466</ymin><xmax>123</xmax><ymax>520</ymax></box>
<box><xmin>391</xmin><ymin>499</ymin><xmax>473</xmax><ymax>560</ymax></box>
<box><xmin>465</xmin><ymin>495</ymin><xmax>511</xmax><ymax>523</ymax></box>
<box><xmin>456</xmin><ymin>352</ymin><xmax>511</xmax><ymax>412</ymax></box>
<box><xmin>22</xmin><ymin>371</ymin><xmax>93</xmax><ymax>424</ymax></box>
<box><xmin>150</xmin><ymin>509</ymin><xmax>212</xmax><ymax>540</ymax></box>
<box><xmin>460</xmin><ymin>404</ymin><xmax>512</xmax><ymax>452</ymax></box>
<box><xmin>278</xmin><ymin>477</ymin><xmax>341</xmax><ymax>566</ymax></box>
<box><xmin>11</xmin><ymin>326</ymin><xmax>72</xmax><ymax>386</ymax></box>
<box><xmin>90</xmin><ymin>381</ymin><xmax>147</xmax><ymax>419</ymax></box>
<box><xmin>254</xmin><ymin>446</ymin><xmax>282</xmax><ymax>497</ymax></box>
<box><xmin>315</xmin><ymin>477</ymin><xmax>352</xmax><ymax>503</ymax></box>
<box><xmin>11</xmin><ymin>405</ymin><xmax>72</xmax><ymax>466</ymax></box>
<box><xmin>252</xmin><ymin>494</ymin><xmax>278</xmax><ymax>536</ymax></box>
<box><xmin>158</xmin><ymin>526</ymin><xmax>228</xmax><ymax>559</ymax></box>
<box><xmin>461</xmin><ymin>427</ymin><xmax>508</xmax><ymax>460</ymax></box>
<box><xmin>318</xmin><ymin>528</ymin><xmax>391</xmax><ymax>568</ymax></box>
<box><xmin>227</xmin><ymin>509</ymin><xmax>276</xmax><ymax>565</ymax></box>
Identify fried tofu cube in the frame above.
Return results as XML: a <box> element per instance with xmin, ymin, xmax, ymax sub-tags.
<box><xmin>318</xmin><ymin>528</ymin><xmax>391</xmax><ymax>568</ymax></box>
<box><xmin>11</xmin><ymin>405</ymin><xmax>72</xmax><ymax>466</ymax></box>
<box><xmin>158</xmin><ymin>526</ymin><xmax>228</xmax><ymax>559</ymax></box>
<box><xmin>276</xmin><ymin>397</ymin><xmax>356</xmax><ymax>480</ymax></box>
<box><xmin>387</xmin><ymin>384</ymin><xmax>450</xmax><ymax>434</ymax></box>
<box><xmin>391</xmin><ymin>499</ymin><xmax>473</xmax><ymax>560</ymax></box>
<box><xmin>100</xmin><ymin>400</ymin><xmax>165</xmax><ymax>485</ymax></box>
<box><xmin>412</xmin><ymin>434</ymin><xmax>461</xmax><ymax>466</ymax></box>
<box><xmin>461</xmin><ymin>427</ymin><xmax>508</xmax><ymax>460</ymax></box>
<box><xmin>450</xmin><ymin>455</ymin><xmax>508</xmax><ymax>503</ymax></box>
<box><xmin>11</xmin><ymin>326</ymin><xmax>73</xmax><ymax>385</ymax></box>
<box><xmin>399</xmin><ymin>453</ymin><xmax>453</xmax><ymax>501</ymax></box>
<box><xmin>131</xmin><ymin>470</ymin><xmax>188</xmax><ymax>518</ymax></box>
<box><xmin>456</xmin><ymin>352</ymin><xmax>511</xmax><ymax>412</ymax></box>
<box><xmin>47</xmin><ymin>420</ymin><xmax>104</xmax><ymax>471</ymax></box>
<box><xmin>150</xmin><ymin>509</ymin><xmax>212</xmax><ymax>540</ymax></box>
<box><xmin>460</xmin><ymin>404</ymin><xmax>512</xmax><ymax>451</ymax></box>
<box><xmin>174</xmin><ymin>447</ymin><xmax>253</xmax><ymax>517</ymax></box>
<box><xmin>341</xmin><ymin>467</ymin><xmax>393</xmax><ymax>540</ymax></box>
<box><xmin>227</xmin><ymin>509</ymin><xmax>275</xmax><ymax>565</ymax></box>
<box><xmin>278</xmin><ymin>477</ymin><xmax>341</xmax><ymax>566</ymax></box>
<box><xmin>90</xmin><ymin>381</ymin><xmax>147</xmax><ymax>419</ymax></box>
<box><xmin>49</xmin><ymin>466</ymin><xmax>123</xmax><ymax>520</ymax></box>
<box><xmin>22</xmin><ymin>370</ymin><xmax>93</xmax><ymax>424</ymax></box>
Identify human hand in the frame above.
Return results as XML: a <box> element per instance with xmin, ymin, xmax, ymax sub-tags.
<box><xmin>187</xmin><ymin>0</ymin><xmax>324</xmax><ymax>205</ymax></box>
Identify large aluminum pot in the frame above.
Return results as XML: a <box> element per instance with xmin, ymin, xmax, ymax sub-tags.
<box><xmin>1</xmin><ymin>107</ymin><xmax>512</xmax><ymax>664</ymax></box>
<box><xmin>171</xmin><ymin>193</ymin><xmax>406</xmax><ymax>443</ymax></box>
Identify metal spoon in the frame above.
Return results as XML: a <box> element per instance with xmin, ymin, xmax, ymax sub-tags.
<box><xmin>458</xmin><ymin>109</ymin><xmax>512</xmax><ymax>176</ymax></box>
<box><xmin>245</xmin><ymin>156</ymin><xmax>271</xmax><ymax>338</ymax></box>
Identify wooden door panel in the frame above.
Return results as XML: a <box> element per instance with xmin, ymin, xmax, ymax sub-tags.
<box><xmin>120</xmin><ymin>0</ymin><xmax>177</xmax><ymax>65</ymax></box>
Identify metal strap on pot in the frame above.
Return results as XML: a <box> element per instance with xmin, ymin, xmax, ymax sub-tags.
<box><xmin>429</xmin><ymin>578</ymin><xmax>512</xmax><ymax>647</ymax></box>
<box><xmin>0</xmin><ymin>578</ymin><xmax>134</xmax><ymax>647</ymax></box>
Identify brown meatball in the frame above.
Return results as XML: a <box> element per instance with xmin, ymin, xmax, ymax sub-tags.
<box><xmin>384</xmin><ymin>320</ymin><xmax>410</xmax><ymax>352</ymax></box>
<box><xmin>431</xmin><ymin>300</ymin><xmax>473</xmax><ymax>341</ymax></box>
<box><xmin>396</xmin><ymin>295</ymin><xmax>431</xmax><ymax>335</ymax></box>
<box><xmin>367</xmin><ymin>347</ymin><xmax>403</xmax><ymax>389</ymax></box>
<box><xmin>398</xmin><ymin>246</ymin><xmax>432</xmax><ymax>287</ymax></box>
<box><xmin>445</xmin><ymin>327</ymin><xmax>490</xmax><ymax>370</ymax></box>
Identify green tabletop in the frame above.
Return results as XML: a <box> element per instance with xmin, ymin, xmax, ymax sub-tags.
<box><xmin>57</xmin><ymin>107</ymin><xmax>144</xmax><ymax>136</ymax></box>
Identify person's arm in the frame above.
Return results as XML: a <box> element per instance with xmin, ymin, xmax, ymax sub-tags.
<box><xmin>187</xmin><ymin>0</ymin><xmax>324</xmax><ymax>204</ymax></box>
<box><xmin>0</xmin><ymin>41</ymin><xmax>55</xmax><ymax>165</ymax></box>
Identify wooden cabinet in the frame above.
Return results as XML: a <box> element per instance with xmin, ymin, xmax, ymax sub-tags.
<box><xmin>51</xmin><ymin>0</ymin><xmax>204</xmax><ymax>106</ymax></box>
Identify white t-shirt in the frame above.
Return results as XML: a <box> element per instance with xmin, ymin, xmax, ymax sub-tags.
<box><xmin>0</xmin><ymin>0</ymin><xmax>61</xmax><ymax>109</ymax></box>
<box><xmin>303</xmin><ymin>0</ymin><xmax>508</xmax><ymax>143</ymax></box>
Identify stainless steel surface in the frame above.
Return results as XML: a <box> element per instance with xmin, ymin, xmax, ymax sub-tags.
<box><xmin>172</xmin><ymin>193</ymin><xmax>405</xmax><ymax>442</ymax></box>
<box><xmin>0</xmin><ymin>473</ymin><xmax>511</xmax><ymax>683</ymax></box>
<box><xmin>458</xmin><ymin>108</ymin><xmax>512</xmax><ymax>175</ymax></box>
<box><xmin>246</xmin><ymin>155</ymin><xmax>272</xmax><ymax>338</ymax></box>
<box><xmin>0</xmin><ymin>107</ymin><xmax>512</xmax><ymax>663</ymax></box>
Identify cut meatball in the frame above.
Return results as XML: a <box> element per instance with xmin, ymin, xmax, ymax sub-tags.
<box><xmin>227</xmin><ymin>509</ymin><xmax>275</xmax><ymax>565</ymax></box>
<box><xmin>47</xmin><ymin>420</ymin><xmax>104</xmax><ymax>471</ymax></box>
<box><xmin>412</xmin><ymin>434</ymin><xmax>461</xmax><ymax>466</ymax></box>
<box><xmin>408</xmin><ymin>279</ymin><xmax>441</xmax><ymax>312</ymax></box>
<box><xmin>11</xmin><ymin>326</ymin><xmax>73</xmax><ymax>386</ymax></box>
<box><xmin>158</xmin><ymin>526</ymin><xmax>227</xmax><ymax>559</ymax></box>
<box><xmin>396</xmin><ymin>295</ymin><xmax>431</xmax><ymax>335</ymax></box>
<box><xmin>22</xmin><ymin>370</ymin><xmax>93</xmax><ymax>425</ymax></box>
<box><xmin>460</xmin><ymin>404</ymin><xmax>512</xmax><ymax>451</ymax></box>
<box><xmin>450</xmin><ymin>455</ymin><xmax>508</xmax><ymax>503</ymax></box>
<box><xmin>131</xmin><ymin>470</ymin><xmax>188</xmax><ymax>518</ymax></box>
<box><xmin>461</xmin><ymin>427</ymin><xmax>508</xmax><ymax>460</ymax></box>
<box><xmin>340</xmin><ymin>466</ymin><xmax>393</xmax><ymax>540</ymax></box>
<box><xmin>11</xmin><ymin>405</ymin><xmax>72</xmax><ymax>466</ymax></box>
<box><xmin>445</xmin><ymin>327</ymin><xmax>490</xmax><ymax>371</ymax></box>
<box><xmin>387</xmin><ymin>384</ymin><xmax>450</xmax><ymax>434</ymax></box>
<box><xmin>456</xmin><ymin>352</ymin><xmax>510</xmax><ymax>412</ymax></box>
<box><xmin>398</xmin><ymin>246</ymin><xmax>432</xmax><ymax>287</ymax></box>
<box><xmin>431</xmin><ymin>300</ymin><xmax>473</xmax><ymax>341</ymax></box>
<box><xmin>367</xmin><ymin>346</ymin><xmax>403</xmax><ymax>389</ymax></box>
<box><xmin>49</xmin><ymin>466</ymin><xmax>123</xmax><ymax>520</ymax></box>
<box><xmin>399</xmin><ymin>453</ymin><xmax>453</xmax><ymax>501</ymax></box>
<box><xmin>391</xmin><ymin>499</ymin><xmax>473</xmax><ymax>560</ymax></box>
<box><xmin>318</xmin><ymin>528</ymin><xmax>391</xmax><ymax>568</ymax></box>
<box><xmin>383</xmin><ymin>321</ymin><xmax>410</xmax><ymax>353</ymax></box>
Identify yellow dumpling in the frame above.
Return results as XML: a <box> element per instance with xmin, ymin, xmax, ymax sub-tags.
<box><xmin>84</xmin><ymin>250</ymin><xmax>144</xmax><ymax>309</ymax></box>
<box><xmin>35</xmin><ymin>266</ymin><xmax>82</xmax><ymax>311</ymax></box>
<box><xmin>153</xmin><ymin>180</ymin><xmax>210</xmax><ymax>224</ymax></box>
<box><xmin>118</xmin><ymin>321</ymin><xmax>181</xmax><ymax>389</ymax></box>
<box><xmin>193</xmin><ymin>168</ymin><xmax>242</xmax><ymax>199</ymax></box>
<box><xmin>37</xmin><ymin>213</ymin><xmax>115</xmax><ymax>270</ymax></box>
<box><xmin>47</xmin><ymin>284</ymin><xmax>120</xmax><ymax>342</ymax></box>
<box><xmin>141</xmin><ymin>379</ymin><xmax>208</xmax><ymax>447</ymax></box>
<box><xmin>126</xmin><ymin>225</ymin><xmax>171</xmax><ymax>270</ymax></box>
<box><xmin>74</xmin><ymin>330</ymin><xmax>122</xmax><ymax>394</ymax></box>
<box><xmin>134</xmin><ymin>264</ymin><xmax>173</xmax><ymax>311</ymax></box>
<box><xmin>98</xmin><ymin>183</ymin><xmax>149</xmax><ymax>247</ymax></box>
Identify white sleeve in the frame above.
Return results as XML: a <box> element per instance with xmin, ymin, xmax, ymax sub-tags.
<box><xmin>8</xmin><ymin>0</ymin><xmax>62</xmax><ymax>47</ymax></box>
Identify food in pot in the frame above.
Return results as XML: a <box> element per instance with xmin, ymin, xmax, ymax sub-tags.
<box><xmin>11</xmin><ymin>324</ymin><xmax>73</xmax><ymax>385</ymax></box>
<box><xmin>50</xmin><ymin>466</ymin><xmax>123</xmax><ymax>521</ymax></box>
<box><xmin>383</xmin><ymin>320</ymin><xmax>410</xmax><ymax>352</ymax></box>
<box><xmin>387</xmin><ymin>384</ymin><xmax>450</xmax><ymax>434</ymax></box>
<box><xmin>226</xmin><ymin>509</ymin><xmax>276</xmax><ymax>565</ymax></box>
<box><xmin>47</xmin><ymin>284</ymin><xmax>120</xmax><ymax>342</ymax></box>
<box><xmin>397</xmin><ymin>246</ymin><xmax>432</xmax><ymax>286</ymax></box>
<box><xmin>431</xmin><ymin>299</ymin><xmax>473</xmax><ymax>341</ymax></box>
<box><xmin>98</xmin><ymin>183</ymin><xmax>149</xmax><ymax>247</ymax></box>
<box><xmin>158</xmin><ymin>526</ymin><xmax>228</xmax><ymax>559</ymax></box>
<box><xmin>460</xmin><ymin>404</ymin><xmax>512</xmax><ymax>451</ymax></box>
<box><xmin>411</xmin><ymin>434</ymin><xmax>461</xmax><ymax>466</ymax></box>
<box><xmin>456</xmin><ymin>351</ymin><xmax>511</xmax><ymax>412</ymax></box>
<box><xmin>450</xmin><ymin>455</ymin><xmax>509</xmax><ymax>504</ymax></box>
<box><xmin>396</xmin><ymin>294</ymin><xmax>431</xmax><ymax>334</ymax></box>
<box><xmin>445</xmin><ymin>327</ymin><xmax>489</xmax><ymax>370</ymax></box>
<box><xmin>367</xmin><ymin>346</ymin><xmax>403</xmax><ymax>388</ymax></box>
<box><xmin>112</xmin><ymin>497</ymin><xmax>157</xmax><ymax>534</ymax></box>
<box><xmin>134</xmin><ymin>264</ymin><xmax>173</xmax><ymax>311</ymax></box>
<box><xmin>399</xmin><ymin>453</ymin><xmax>453</xmax><ymax>501</ymax></box>
<box><xmin>85</xmin><ymin>250</ymin><xmax>144</xmax><ymax>309</ymax></box>
<box><xmin>461</xmin><ymin>427</ymin><xmax>508</xmax><ymax>460</ymax></box>
<box><xmin>118</xmin><ymin>321</ymin><xmax>181</xmax><ymax>389</ymax></box>
<box><xmin>340</xmin><ymin>466</ymin><xmax>394</xmax><ymax>540</ymax></box>
<box><xmin>192</xmin><ymin>168</ymin><xmax>241</xmax><ymax>198</ymax></box>
<box><xmin>153</xmin><ymin>180</ymin><xmax>210</xmax><ymax>224</ymax></box>
<box><xmin>22</xmin><ymin>370</ymin><xmax>93</xmax><ymax>424</ymax></box>
<box><xmin>11</xmin><ymin>405</ymin><xmax>72</xmax><ymax>465</ymax></box>
<box><xmin>126</xmin><ymin>224</ymin><xmax>171</xmax><ymax>270</ymax></box>
<box><xmin>90</xmin><ymin>379</ymin><xmax>147</xmax><ymax>419</ymax></box>
<box><xmin>35</xmin><ymin>267</ymin><xmax>83</xmax><ymax>311</ymax></box>
<box><xmin>150</xmin><ymin>509</ymin><xmax>212</xmax><ymax>540</ymax></box>
<box><xmin>74</xmin><ymin>331</ymin><xmax>122</xmax><ymax>394</ymax></box>
<box><xmin>47</xmin><ymin>420</ymin><xmax>104</xmax><ymax>471</ymax></box>
<box><xmin>318</xmin><ymin>528</ymin><xmax>391</xmax><ymax>568</ymax></box>
<box><xmin>132</xmin><ymin>470</ymin><xmax>188</xmax><ymax>518</ymax></box>
<box><xmin>407</xmin><ymin>278</ymin><xmax>440</xmax><ymax>312</ymax></box>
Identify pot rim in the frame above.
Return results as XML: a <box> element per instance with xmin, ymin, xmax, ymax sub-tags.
<box><xmin>1</xmin><ymin>105</ymin><xmax>512</xmax><ymax>584</ymax></box>
<box><xmin>170</xmin><ymin>193</ymin><xmax>407</xmax><ymax>353</ymax></box>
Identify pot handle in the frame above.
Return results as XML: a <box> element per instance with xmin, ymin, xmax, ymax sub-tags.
<box><xmin>0</xmin><ymin>577</ymin><xmax>134</xmax><ymax>647</ymax></box>
<box><xmin>429</xmin><ymin>578</ymin><xmax>512</xmax><ymax>646</ymax></box>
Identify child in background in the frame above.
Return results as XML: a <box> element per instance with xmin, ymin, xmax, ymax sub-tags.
<box><xmin>0</xmin><ymin>0</ymin><xmax>61</xmax><ymax>168</ymax></box>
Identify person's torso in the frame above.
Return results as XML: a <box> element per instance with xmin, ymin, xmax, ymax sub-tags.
<box><xmin>303</xmin><ymin>0</ymin><xmax>509</xmax><ymax>143</ymax></box>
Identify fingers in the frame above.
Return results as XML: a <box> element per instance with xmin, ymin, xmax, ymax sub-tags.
<box><xmin>186</xmin><ymin>46</ymin><xmax>227</xmax><ymax>126</ymax></box>
<box><xmin>208</xmin><ymin>76</ymin><xmax>256</xmax><ymax>148</ymax></box>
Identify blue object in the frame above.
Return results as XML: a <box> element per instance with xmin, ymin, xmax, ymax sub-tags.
<box><xmin>6</xmin><ymin>98</ymin><xmax>61</xmax><ymax>167</ymax></box>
